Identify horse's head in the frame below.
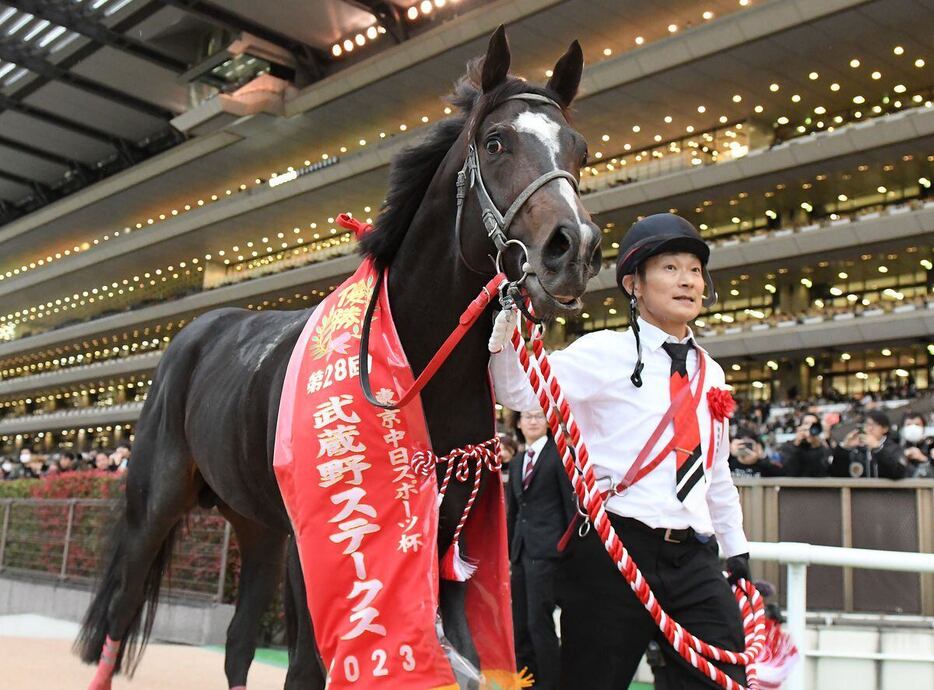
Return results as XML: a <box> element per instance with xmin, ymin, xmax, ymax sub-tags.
<box><xmin>459</xmin><ymin>26</ymin><xmax>601</xmax><ymax>320</ymax></box>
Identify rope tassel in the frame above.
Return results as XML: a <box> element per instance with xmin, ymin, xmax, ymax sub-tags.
<box><xmin>411</xmin><ymin>437</ymin><xmax>501</xmax><ymax>582</ymax></box>
<box><xmin>506</xmin><ymin>311</ymin><xmax>766</xmax><ymax>690</ymax></box>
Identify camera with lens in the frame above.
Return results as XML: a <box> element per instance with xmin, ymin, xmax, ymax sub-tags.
<box><xmin>808</xmin><ymin>422</ymin><xmax>822</xmax><ymax>438</ymax></box>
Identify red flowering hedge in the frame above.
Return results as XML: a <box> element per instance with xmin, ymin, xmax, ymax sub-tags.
<box><xmin>0</xmin><ymin>473</ymin><xmax>284</xmax><ymax>644</ymax></box>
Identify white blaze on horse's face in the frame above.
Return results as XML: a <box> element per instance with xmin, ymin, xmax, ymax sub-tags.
<box><xmin>512</xmin><ymin>109</ymin><xmax>597</xmax><ymax>248</ymax></box>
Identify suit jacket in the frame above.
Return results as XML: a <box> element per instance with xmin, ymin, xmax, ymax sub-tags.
<box><xmin>506</xmin><ymin>437</ymin><xmax>577</xmax><ymax>563</ymax></box>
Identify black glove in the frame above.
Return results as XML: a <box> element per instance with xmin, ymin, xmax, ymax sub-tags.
<box><xmin>726</xmin><ymin>553</ymin><xmax>751</xmax><ymax>586</ymax></box>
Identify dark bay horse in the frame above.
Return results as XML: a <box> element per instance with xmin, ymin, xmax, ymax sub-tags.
<box><xmin>77</xmin><ymin>26</ymin><xmax>601</xmax><ymax>689</ymax></box>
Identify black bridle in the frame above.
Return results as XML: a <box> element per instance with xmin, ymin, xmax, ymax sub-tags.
<box><xmin>454</xmin><ymin>93</ymin><xmax>581</xmax><ymax>284</ymax></box>
<box><xmin>360</xmin><ymin>93</ymin><xmax>581</xmax><ymax>408</ymax></box>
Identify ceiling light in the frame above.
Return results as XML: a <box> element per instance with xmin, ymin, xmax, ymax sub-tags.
<box><xmin>419</xmin><ymin>0</ymin><xmax>433</xmax><ymax>14</ymax></box>
<box><xmin>754</xmin><ymin>105</ymin><xmax>764</xmax><ymax>113</ymax></box>
<box><xmin>852</xmin><ymin>95</ymin><xmax>865</xmax><ymax>104</ymax></box>
<box><xmin>603</xmin><ymin>47</ymin><xmax>612</xmax><ymax>56</ymax></box>
<box><xmin>769</xmin><ymin>83</ymin><xmax>780</xmax><ymax>92</ymax></box>
<box><xmin>632</xmin><ymin>125</ymin><xmax>640</xmax><ymax>132</ymax></box>
<box><xmin>668</xmin><ymin>24</ymin><xmax>678</xmax><ymax>33</ymax></box>
<box><xmin>893</xmin><ymin>84</ymin><xmax>907</xmax><ymax>93</ymax></box>
<box><xmin>871</xmin><ymin>70</ymin><xmax>881</xmax><ymax>79</ymax></box>
<box><xmin>849</xmin><ymin>58</ymin><xmax>860</xmax><ymax>68</ymax></box>
<box><xmin>878</xmin><ymin>265</ymin><xmax>888</xmax><ymax>273</ymax></box>
<box><xmin>366</xmin><ymin>26</ymin><xmax>378</xmax><ymax>40</ymax></box>
<box><xmin>703</xmin><ymin>11</ymin><xmax>714</xmax><ymax>20</ymax></box>
<box><xmin>915</xmin><ymin>58</ymin><xmax>926</xmax><ymax>68</ymax></box>
<box><xmin>406</xmin><ymin>6</ymin><xmax>419</xmax><ymax>19</ymax></box>
<box><xmin>635</xmin><ymin>36</ymin><xmax>644</xmax><ymax>45</ymax></box>
<box><xmin>791</xmin><ymin>94</ymin><xmax>801</xmax><ymax>102</ymax></box>
<box><xmin>664</xmin><ymin>115</ymin><xmax>673</xmax><ymax>123</ymax></box>
<box><xmin>838</xmin><ymin>272</ymin><xmax>848</xmax><ymax>279</ymax></box>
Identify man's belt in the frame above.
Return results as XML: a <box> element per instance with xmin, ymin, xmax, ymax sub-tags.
<box><xmin>557</xmin><ymin>504</ymin><xmax>701</xmax><ymax>551</ymax></box>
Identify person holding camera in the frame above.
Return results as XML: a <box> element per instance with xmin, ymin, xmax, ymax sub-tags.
<box><xmin>728</xmin><ymin>430</ymin><xmax>784</xmax><ymax>477</ymax></box>
<box><xmin>830</xmin><ymin>410</ymin><xmax>907</xmax><ymax>479</ymax></box>
<box><xmin>778</xmin><ymin>413</ymin><xmax>830</xmax><ymax>477</ymax></box>
<box><xmin>899</xmin><ymin>411</ymin><xmax>934</xmax><ymax>478</ymax></box>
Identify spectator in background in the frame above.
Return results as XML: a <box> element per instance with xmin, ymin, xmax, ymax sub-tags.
<box><xmin>728</xmin><ymin>429</ymin><xmax>784</xmax><ymax>477</ymax></box>
<box><xmin>507</xmin><ymin>409</ymin><xmax>575</xmax><ymax>690</ymax></box>
<box><xmin>498</xmin><ymin>432</ymin><xmax>519</xmax><ymax>485</ymax></box>
<box><xmin>0</xmin><ymin>457</ymin><xmax>14</xmax><ymax>480</ymax></box>
<box><xmin>57</xmin><ymin>451</ymin><xmax>79</xmax><ymax>473</ymax></box>
<box><xmin>899</xmin><ymin>411</ymin><xmax>934</xmax><ymax>479</ymax></box>
<box><xmin>93</xmin><ymin>449</ymin><xmax>116</xmax><ymax>473</ymax></box>
<box><xmin>113</xmin><ymin>442</ymin><xmax>131</xmax><ymax>474</ymax></box>
<box><xmin>22</xmin><ymin>454</ymin><xmax>46</xmax><ymax>479</ymax></box>
<box><xmin>778</xmin><ymin>413</ymin><xmax>831</xmax><ymax>477</ymax></box>
<box><xmin>831</xmin><ymin>410</ymin><xmax>907</xmax><ymax>479</ymax></box>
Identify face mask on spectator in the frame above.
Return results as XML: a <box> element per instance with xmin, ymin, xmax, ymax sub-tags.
<box><xmin>901</xmin><ymin>424</ymin><xmax>925</xmax><ymax>444</ymax></box>
<box><xmin>19</xmin><ymin>451</ymin><xmax>30</xmax><ymax>463</ymax></box>
<box><xmin>1</xmin><ymin>461</ymin><xmax>12</xmax><ymax>473</ymax></box>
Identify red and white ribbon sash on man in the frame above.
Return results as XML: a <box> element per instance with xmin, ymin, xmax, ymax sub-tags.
<box><xmin>273</xmin><ymin>259</ymin><xmax>518</xmax><ymax>689</ymax></box>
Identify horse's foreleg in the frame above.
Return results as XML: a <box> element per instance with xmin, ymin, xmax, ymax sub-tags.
<box><xmin>284</xmin><ymin>535</ymin><xmax>327</xmax><ymax>690</ymax></box>
<box><xmin>439</xmin><ymin>579</ymin><xmax>481</xmax><ymax>690</ymax></box>
<box><xmin>218</xmin><ymin>508</ymin><xmax>288</xmax><ymax>690</ymax></box>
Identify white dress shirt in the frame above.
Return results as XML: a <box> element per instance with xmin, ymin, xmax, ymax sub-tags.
<box><xmin>490</xmin><ymin>317</ymin><xmax>749</xmax><ymax>557</ymax></box>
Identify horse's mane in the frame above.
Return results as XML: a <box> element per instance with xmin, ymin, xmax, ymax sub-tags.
<box><xmin>359</xmin><ymin>61</ymin><xmax>564</xmax><ymax>270</ymax></box>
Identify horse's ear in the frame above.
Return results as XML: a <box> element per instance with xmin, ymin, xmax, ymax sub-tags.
<box><xmin>481</xmin><ymin>25</ymin><xmax>511</xmax><ymax>93</ymax></box>
<box><xmin>546</xmin><ymin>40</ymin><xmax>584</xmax><ymax>107</ymax></box>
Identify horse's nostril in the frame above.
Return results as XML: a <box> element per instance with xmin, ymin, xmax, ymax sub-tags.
<box><xmin>544</xmin><ymin>226</ymin><xmax>573</xmax><ymax>262</ymax></box>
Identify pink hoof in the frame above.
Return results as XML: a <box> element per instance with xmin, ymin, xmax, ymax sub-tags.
<box><xmin>87</xmin><ymin>636</ymin><xmax>121</xmax><ymax>690</ymax></box>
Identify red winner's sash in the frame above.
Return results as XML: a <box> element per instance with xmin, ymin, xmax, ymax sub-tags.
<box><xmin>273</xmin><ymin>258</ymin><xmax>519</xmax><ymax>690</ymax></box>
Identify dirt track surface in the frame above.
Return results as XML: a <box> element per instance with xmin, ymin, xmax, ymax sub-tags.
<box><xmin>2</xmin><ymin>637</ymin><xmax>288</xmax><ymax>690</ymax></box>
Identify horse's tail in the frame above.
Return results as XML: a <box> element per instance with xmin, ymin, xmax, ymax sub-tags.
<box><xmin>74</xmin><ymin>498</ymin><xmax>180</xmax><ymax>676</ymax></box>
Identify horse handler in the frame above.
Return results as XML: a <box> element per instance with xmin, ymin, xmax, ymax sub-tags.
<box><xmin>491</xmin><ymin>213</ymin><xmax>752</xmax><ymax>689</ymax></box>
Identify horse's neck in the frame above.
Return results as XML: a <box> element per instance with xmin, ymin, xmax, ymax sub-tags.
<box><xmin>387</xmin><ymin>179</ymin><xmax>497</xmax><ymax>453</ymax></box>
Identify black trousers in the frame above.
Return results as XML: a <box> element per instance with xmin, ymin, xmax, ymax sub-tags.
<box><xmin>557</xmin><ymin>514</ymin><xmax>746</xmax><ymax>690</ymax></box>
<box><xmin>512</xmin><ymin>552</ymin><xmax>561</xmax><ymax>690</ymax></box>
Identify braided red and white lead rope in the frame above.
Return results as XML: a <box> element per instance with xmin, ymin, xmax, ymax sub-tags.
<box><xmin>509</xmin><ymin>318</ymin><xmax>765</xmax><ymax>690</ymax></box>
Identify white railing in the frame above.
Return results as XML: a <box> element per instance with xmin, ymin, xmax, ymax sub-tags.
<box><xmin>747</xmin><ymin>541</ymin><xmax>934</xmax><ymax>690</ymax></box>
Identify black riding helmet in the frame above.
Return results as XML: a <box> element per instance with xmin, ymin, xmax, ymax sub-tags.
<box><xmin>615</xmin><ymin>213</ymin><xmax>717</xmax><ymax>388</ymax></box>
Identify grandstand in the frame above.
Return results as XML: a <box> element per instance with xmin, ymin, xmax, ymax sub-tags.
<box><xmin>0</xmin><ymin>2</ymin><xmax>932</xmax><ymax>689</ymax></box>
<box><xmin>0</xmin><ymin>0</ymin><xmax>931</xmax><ymax>454</ymax></box>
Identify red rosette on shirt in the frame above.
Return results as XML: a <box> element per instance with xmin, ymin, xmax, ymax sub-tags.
<box><xmin>706</xmin><ymin>386</ymin><xmax>736</xmax><ymax>422</ymax></box>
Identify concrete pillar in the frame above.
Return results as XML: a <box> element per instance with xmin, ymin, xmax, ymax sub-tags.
<box><xmin>201</xmin><ymin>261</ymin><xmax>228</xmax><ymax>290</ymax></box>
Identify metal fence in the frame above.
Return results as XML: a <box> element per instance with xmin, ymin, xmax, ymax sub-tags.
<box><xmin>0</xmin><ymin>498</ymin><xmax>233</xmax><ymax>602</ymax></box>
<box><xmin>736</xmin><ymin>478</ymin><xmax>934</xmax><ymax>616</ymax></box>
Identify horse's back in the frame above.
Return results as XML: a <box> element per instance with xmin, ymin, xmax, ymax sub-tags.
<box><xmin>141</xmin><ymin>306</ymin><xmax>312</xmax><ymax>529</ymax></box>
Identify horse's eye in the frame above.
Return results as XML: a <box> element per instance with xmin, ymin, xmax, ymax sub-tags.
<box><xmin>485</xmin><ymin>138</ymin><xmax>504</xmax><ymax>155</ymax></box>
<box><xmin>580</xmin><ymin>151</ymin><xmax>588</xmax><ymax>167</ymax></box>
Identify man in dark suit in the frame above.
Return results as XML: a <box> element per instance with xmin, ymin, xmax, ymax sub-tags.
<box><xmin>507</xmin><ymin>408</ymin><xmax>577</xmax><ymax>690</ymax></box>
